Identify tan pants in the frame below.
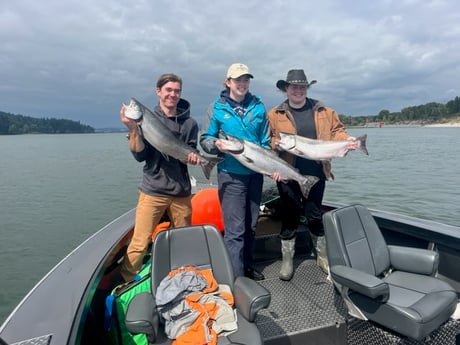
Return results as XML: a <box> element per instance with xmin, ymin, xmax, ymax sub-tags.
<box><xmin>120</xmin><ymin>191</ymin><xmax>192</xmax><ymax>281</ymax></box>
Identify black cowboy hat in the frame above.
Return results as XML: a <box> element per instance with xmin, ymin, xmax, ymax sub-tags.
<box><xmin>276</xmin><ymin>69</ymin><xmax>317</xmax><ymax>91</ymax></box>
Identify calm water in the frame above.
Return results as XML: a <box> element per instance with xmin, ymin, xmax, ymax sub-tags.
<box><xmin>1</xmin><ymin>128</ymin><xmax>459</xmax><ymax>322</ymax></box>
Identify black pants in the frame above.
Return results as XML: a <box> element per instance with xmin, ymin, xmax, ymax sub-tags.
<box><xmin>218</xmin><ymin>171</ymin><xmax>263</xmax><ymax>277</ymax></box>
<box><xmin>276</xmin><ymin>179</ymin><xmax>326</xmax><ymax>239</ymax></box>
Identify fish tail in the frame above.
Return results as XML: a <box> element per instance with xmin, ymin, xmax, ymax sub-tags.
<box><xmin>299</xmin><ymin>175</ymin><xmax>320</xmax><ymax>198</ymax></box>
<box><xmin>200</xmin><ymin>156</ymin><xmax>224</xmax><ymax>180</ymax></box>
<box><xmin>357</xmin><ymin>134</ymin><xmax>369</xmax><ymax>155</ymax></box>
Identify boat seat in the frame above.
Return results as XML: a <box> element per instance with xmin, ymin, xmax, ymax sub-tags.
<box><xmin>124</xmin><ymin>224</ymin><xmax>271</xmax><ymax>345</ymax></box>
<box><xmin>323</xmin><ymin>204</ymin><xmax>458</xmax><ymax>341</ymax></box>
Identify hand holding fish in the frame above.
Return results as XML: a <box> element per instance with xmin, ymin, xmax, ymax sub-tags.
<box><xmin>273</xmin><ymin>138</ymin><xmax>281</xmax><ymax>149</ymax></box>
<box><xmin>271</xmin><ymin>172</ymin><xmax>283</xmax><ymax>182</ymax></box>
<box><xmin>215</xmin><ymin>139</ymin><xmax>231</xmax><ymax>153</ymax></box>
<box><xmin>120</xmin><ymin>104</ymin><xmax>139</xmax><ymax>131</ymax></box>
<box><xmin>186</xmin><ymin>151</ymin><xmax>201</xmax><ymax>165</ymax></box>
<box><xmin>346</xmin><ymin>136</ymin><xmax>359</xmax><ymax>150</ymax></box>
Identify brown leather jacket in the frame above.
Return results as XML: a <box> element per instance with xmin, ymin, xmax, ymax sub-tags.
<box><xmin>267</xmin><ymin>99</ymin><xmax>350</xmax><ymax>180</ymax></box>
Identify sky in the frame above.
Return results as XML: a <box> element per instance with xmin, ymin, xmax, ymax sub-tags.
<box><xmin>1</xmin><ymin>0</ymin><xmax>460</xmax><ymax>129</ymax></box>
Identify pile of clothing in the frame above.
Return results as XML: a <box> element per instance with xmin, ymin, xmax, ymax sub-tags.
<box><xmin>156</xmin><ymin>266</ymin><xmax>238</xmax><ymax>345</ymax></box>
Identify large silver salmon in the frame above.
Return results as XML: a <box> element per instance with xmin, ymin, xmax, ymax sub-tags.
<box><xmin>124</xmin><ymin>98</ymin><xmax>222</xmax><ymax>180</ymax></box>
<box><xmin>278</xmin><ymin>133</ymin><xmax>368</xmax><ymax>160</ymax></box>
<box><xmin>219</xmin><ymin>135</ymin><xmax>319</xmax><ymax>198</ymax></box>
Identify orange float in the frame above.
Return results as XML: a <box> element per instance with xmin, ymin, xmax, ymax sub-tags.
<box><xmin>191</xmin><ymin>188</ymin><xmax>224</xmax><ymax>232</ymax></box>
<box><xmin>152</xmin><ymin>221</ymin><xmax>171</xmax><ymax>240</ymax></box>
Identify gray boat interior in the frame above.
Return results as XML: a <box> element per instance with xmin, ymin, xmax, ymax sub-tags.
<box><xmin>1</xmin><ymin>196</ymin><xmax>459</xmax><ymax>345</ymax></box>
<box><xmin>87</xmin><ymin>200</ymin><xmax>460</xmax><ymax>345</ymax></box>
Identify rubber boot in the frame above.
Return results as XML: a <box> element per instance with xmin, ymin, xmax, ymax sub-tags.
<box><xmin>310</xmin><ymin>233</ymin><xmax>330</xmax><ymax>280</ymax></box>
<box><xmin>279</xmin><ymin>238</ymin><xmax>296</xmax><ymax>281</ymax></box>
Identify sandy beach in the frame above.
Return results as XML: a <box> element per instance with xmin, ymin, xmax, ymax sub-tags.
<box><xmin>423</xmin><ymin>122</ymin><xmax>460</xmax><ymax>128</ymax></box>
<box><xmin>349</xmin><ymin>121</ymin><xmax>460</xmax><ymax>129</ymax></box>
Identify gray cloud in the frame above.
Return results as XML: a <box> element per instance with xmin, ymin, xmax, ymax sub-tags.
<box><xmin>1</xmin><ymin>0</ymin><xmax>459</xmax><ymax>128</ymax></box>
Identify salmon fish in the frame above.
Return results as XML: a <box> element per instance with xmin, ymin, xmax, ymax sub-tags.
<box><xmin>278</xmin><ymin>133</ymin><xmax>368</xmax><ymax>160</ymax></box>
<box><xmin>219</xmin><ymin>135</ymin><xmax>319</xmax><ymax>198</ymax></box>
<box><xmin>124</xmin><ymin>98</ymin><xmax>222</xmax><ymax>180</ymax></box>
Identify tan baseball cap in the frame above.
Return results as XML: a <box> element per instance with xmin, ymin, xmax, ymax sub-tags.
<box><xmin>226</xmin><ymin>63</ymin><xmax>254</xmax><ymax>79</ymax></box>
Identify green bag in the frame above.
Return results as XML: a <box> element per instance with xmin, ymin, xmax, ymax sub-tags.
<box><xmin>105</xmin><ymin>262</ymin><xmax>152</xmax><ymax>345</ymax></box>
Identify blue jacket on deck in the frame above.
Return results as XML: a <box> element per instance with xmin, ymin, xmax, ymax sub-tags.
<box><xmin>200</xmin><ymin>92</ymin><xmax>270</xmax><ymax>175</ymax></box>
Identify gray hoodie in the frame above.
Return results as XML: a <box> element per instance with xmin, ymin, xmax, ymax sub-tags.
<box><xmin>132</xmin><ymin>98</ymin><xmax>198</xmax><ymax>197</ymax></box>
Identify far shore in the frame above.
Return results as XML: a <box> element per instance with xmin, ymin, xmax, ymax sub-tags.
<box><xmin>423</xmin><ymin>122</ymin><xmax>460</xmax><ymax>128</ymax></box>
<box><xmin>349</xmin><ymin>121</ymin><xmax>460</xmax><ymax>128</ymax></box>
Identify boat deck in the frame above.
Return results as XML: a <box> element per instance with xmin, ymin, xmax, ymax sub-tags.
<box><xmin>254</xmin><ymin>256</ymin><xmax>348</xmax><ymax>345</ymax></box>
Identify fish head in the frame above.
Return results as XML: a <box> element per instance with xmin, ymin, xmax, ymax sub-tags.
<box><xmin>219</xmin><ymin>135</ymin><xmax>244</xmax><ymax>154</ymax></box>
<box><xmin>278</xmin><ymin>132</ymin><xmax>296</xmax><ymax>150</ymax></box>
<box><xmin>124</xmin><ymin>98</ymin><xmax>143</xmax><ymax>121</ymax></box>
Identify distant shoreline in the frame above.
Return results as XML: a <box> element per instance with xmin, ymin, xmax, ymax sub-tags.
<box><xmin>349</xmin><ymin>121</ymin><xmax>460</xmax><ymax>128</ymax></box>
<box><xmin>423</xmin><ymin>122</ymin><xmax>460</xmax><ymax>128</ymax></box>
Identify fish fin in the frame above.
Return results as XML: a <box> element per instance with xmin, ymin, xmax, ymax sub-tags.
<box><xmin>357</xmin><ymin>134</ymin><xmax>369</xmax><ymax>155</ymax></box>
<box><xmin>299</xmin><ymin>176</ymin><xmax>320</xmax><ymax>198</ymax></box>
<box><xmin>200</xmin><ymin>156</ymin><xmax>224</xmax><ymax>180</ymax></box>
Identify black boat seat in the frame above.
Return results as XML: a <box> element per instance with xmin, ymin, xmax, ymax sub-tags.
<box><xmin>323</xmin><ymin>204</ymin><xmax>458</xmax><ymax>341</ymax></box>
<box><xmin>125</xmin><ymin>224</ymin><xmax>271</xmax><ymax>344</ymax></box>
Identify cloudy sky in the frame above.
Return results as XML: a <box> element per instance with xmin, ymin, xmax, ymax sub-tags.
<box><xmin>1</xmin><ymin>0</ymin><xmax>459</xmax><ymax>128</ymax></box>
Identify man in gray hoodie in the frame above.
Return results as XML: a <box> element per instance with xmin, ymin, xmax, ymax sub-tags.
<box><xmin>119</xmin><ymin>73</ymin><xmax>200</xmax><ymax>282</ymax></box>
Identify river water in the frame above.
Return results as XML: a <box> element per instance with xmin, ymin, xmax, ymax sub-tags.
<box><xmin>0</xmin><ymin>127</ymin><xmax>459</xmax><ymax>322</ymax></box>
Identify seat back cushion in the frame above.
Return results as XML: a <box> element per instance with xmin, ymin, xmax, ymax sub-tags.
<box><xmin>151</xmin><ymin>225</ymin><xmax>234</xmax><ymax>294</ymax></box>
<box><xmin>324</xmin><ymin>204</ymin><xmax>390</xmax><ymax>276</ymax></box>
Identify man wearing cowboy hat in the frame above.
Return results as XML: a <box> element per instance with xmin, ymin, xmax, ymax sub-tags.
<box><xmin>267</xmin><ymin>69</ymin><xmax>356</xmax><ymax>281</ymax></box>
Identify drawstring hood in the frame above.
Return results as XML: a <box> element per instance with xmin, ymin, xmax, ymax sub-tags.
<box><xmin>220</xmin><ymin>90</ymin><xmax>254</xmax><ymax>118</ymax></box>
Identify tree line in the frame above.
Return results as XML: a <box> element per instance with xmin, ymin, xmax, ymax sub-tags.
<box><xmin>0</xmin><ymin>111</ymin><xmax>95</xmax><ymax>135</ymax></box>
<box><xmin>339</xmin><ymin>96</ymin><xmax>460</xmax><ymax>126</ymax></box>
<box><xmin>2</xmin><ymin>95</ymin><xmax>460</xmax><ymax>134</ymax></box>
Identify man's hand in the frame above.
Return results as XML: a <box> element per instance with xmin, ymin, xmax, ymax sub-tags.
<box><xmin>120</xmin><ymin>104</ymin><xmax>139</xmax><ymax>131</ymax></box>
<box><xmin>187</xmin><ymin>151</ymin><xmax>200</xmax><ymax>165</ymax></box>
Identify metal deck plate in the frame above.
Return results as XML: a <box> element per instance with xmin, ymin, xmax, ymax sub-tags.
<box><xmin>347</xmin><ymin>318</ymin><xmax>460</xmax><ymax>345</ymax></box>
<box><xmin>254</xmin><ymin>257</ymin><xmax>348</xmax><ymax>343</ymax></box>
